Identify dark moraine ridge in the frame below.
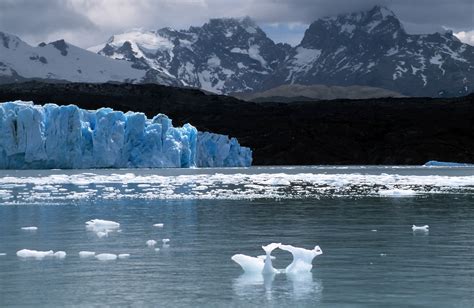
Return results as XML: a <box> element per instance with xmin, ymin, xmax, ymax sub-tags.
<box><xmin>0</xmin><ymin>82</ymin><xmax>473</xmax><ymax>165</ymax></box>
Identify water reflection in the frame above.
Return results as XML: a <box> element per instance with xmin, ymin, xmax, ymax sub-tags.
<box><xmin>233</xmin><ymin>273</ymin><xmax>276</xmax><ymax>300</ymax></box>
<box><xmin>286</xmin><ymin>272</ymin><xmax>323</xmax><ymax>301</ymax></box>
<box><xmin>232</xmin><ymin>272</ymin><xmax>323</xmax><ymax>302</ymax></box>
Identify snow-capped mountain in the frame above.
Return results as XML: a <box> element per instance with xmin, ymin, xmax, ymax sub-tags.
<box><xmin>270</xmin><ymin>6</ymin><xmax>474</xmax><ymax>97</ymax></box>
<box><xmin>1</xmin><ymin>6</ymin><xmax>473</xmax><ymax>97</ymax></box>
<box><xmin>0</xmin><ymin>31</ymin><xmax>165</xmax><ymax>85</ymax></box>
<box><xmin>91</xmin><ymin>17</ymin><xmax>289</xmax><ymax>94</ymax></box>
<box><xmin>93</xmin><ymin>6</ymin><xmax>473</xmax><ymax>96</ymax></box>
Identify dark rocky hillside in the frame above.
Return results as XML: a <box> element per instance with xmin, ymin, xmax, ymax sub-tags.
<box><xmin>0</xmin><ymin>82</ymin><xmax>473</xmax><ymax>165</ymax></box>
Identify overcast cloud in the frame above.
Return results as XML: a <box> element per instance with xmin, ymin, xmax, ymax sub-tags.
<box><xmin>0</xmin><ymin>0</ymin><xmax>472</xmax><ymax>47</ymax></box>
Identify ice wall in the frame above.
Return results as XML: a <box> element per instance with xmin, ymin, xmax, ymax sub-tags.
<box><xmin>0</xmin><ymin>101</ymin><xmax>252</xmax><ymax>169</ymax></box>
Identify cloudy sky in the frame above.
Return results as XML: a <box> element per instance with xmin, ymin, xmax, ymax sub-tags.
<box><xmin>0</xmin><ymin>0</ymin><xmax>473</xmax><ymax>47</ymax></box>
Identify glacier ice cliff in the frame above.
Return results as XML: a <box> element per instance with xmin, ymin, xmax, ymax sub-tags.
<box><xmin>0</xmin><ymin>101</ymin><xmax>252</xmax><ymax>169</ymax></box>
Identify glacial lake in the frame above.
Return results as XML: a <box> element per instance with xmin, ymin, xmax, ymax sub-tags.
<box><xmin>0</xmin><ymin>166</ymin><xmax>473</xmax><ymax>307</ymax></box>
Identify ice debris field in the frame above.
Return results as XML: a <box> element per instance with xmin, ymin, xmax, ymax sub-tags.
<box><xmin>14</xmin><ymin>219</ymin><xmax>170</xmax><ymax>261</ymax></box>
<box><xmin>10</xmin><ymin>217</ymin><xmax>327</xmax><ymax>277</ymax></box>
<box><xmin>0</xmin><ymin>101</ymin><xmax>251</xmax><ymax>169</ymax></box>
<box><xmin>0</xmin><ymin>167</ymin><xmax>473</xmax><ymax>203</ymax></box>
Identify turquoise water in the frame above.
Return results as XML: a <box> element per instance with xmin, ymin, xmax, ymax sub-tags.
<box><xmin>0</xmin><ymin>167</ymin><xmax>473</xmax><ymax>307</ymax></box>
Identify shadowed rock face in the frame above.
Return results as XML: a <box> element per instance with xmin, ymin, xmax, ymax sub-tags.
<box><xmin>0</xmin><ymin>81</ymin><xmax>473</xmax><ymax>165</ymax></box>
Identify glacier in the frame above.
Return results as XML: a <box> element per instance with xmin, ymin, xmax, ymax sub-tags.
<box><xmin>0</xmin><ymin>101</ymin><xmax>252</xmax><ymax>169</ymax></box>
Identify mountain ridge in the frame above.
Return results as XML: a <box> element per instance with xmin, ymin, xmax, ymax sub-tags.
<box><xmin>1</xmin><ymin>6</ymin><xmax>473</xmax><ymax>97</ymax></box>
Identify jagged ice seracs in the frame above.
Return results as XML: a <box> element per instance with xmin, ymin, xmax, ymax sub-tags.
<box><xmin>0</xmin><ymin>101</ymin><xmax>252</xmax><ymax>169</ymax></box>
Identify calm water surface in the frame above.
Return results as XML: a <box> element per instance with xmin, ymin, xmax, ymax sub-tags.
<box><xmin>0</xmin><ymin>166</ymin><xmax>473</xmax><ymax>307</ymax></box>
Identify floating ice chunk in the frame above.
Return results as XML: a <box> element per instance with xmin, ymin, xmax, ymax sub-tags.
<box><xmin>154</xmin><ymin>248</ymin><xmax>160</xmax><ymax>252</ymax></box>
<box><xmin>379</xmin><ymin>189</ymin><xmax>417</xmax><ymax>197</ymax></box>
<box><xmin>54</xmin><ymin>251</ymin><xmax>66</xmax><ymax>259</ymax></box>
<box><xmin>162</xmin><ymin>238</ymin><xmax>170</xmax><ymax>244</ymax></box>
<box><xmin>279</xmin><ymin>245</ymin><xmax>323</xmax><ymax>273</ymax></box>
<box><xmin>86</xmin><ymin>219</ymin><xmax>120</xmax><ymax>237</ymax></box>
<box><xmin>232</xmin><ymin>243</ymin><xmax>281</xmax><ymax>274</ymax></box>
<box><xmin>16</xmin><ymin>249</ymin><xmax>66</xmax><ymax>260</ymax></box>
<box><xmin>412</xmin><ymin>225</ymin><xmax>429</xmax><ymax>232</ymax></box>
<box><xmin>79</xmin><ymin>251</ymin><xmax>96</xmax><ymax>258</ymax></box>
<box><xmin>17</xmin><ymin>249</ymin><xmax>53</xmax><ymax>259</ymax></box>
<box><xmin>424</xmin><ymin>160</ymin><xmax>473</xmax><ymax>167</ymax></box>
<box><xmin>153</xmin><ymin>223</ymin><xmax>164</xmax><ymax>228</ymax></box>
<box><xmin>371</xmin><ymin>229</ymin><xmax>377</xmax><ymax>232</ymax></box>
<box><xmin>118</xmin><ymin>254</ymin><xmax>130</xmax><ymax>259</ymax></box>
<box><xmin>85</xmin><ymin>219</ymin><xmax>120</xmax><ymax>232</ymax></box>
<box><xmin>146</xmin><ymin>240</ymin><xmax>157</xmax><ymax>247</ymax></box>
<box><xmin>231</xmin><ymin>254</ymin><xmax>265</xmax><ymax>273</ymax></box>
<box><xmin>95</xmin><ymin>253</ymin><xmax>117</xmax><ymax>261</ymax></box>
<box><xmin>21</xmin><ymin>226</ymin><xmax>38</xmax><ymax>231</ymax></box>
<box><xmin>0</xmin><ymin>253</ymin><xmax>6</xmax><ymax>256</ymax></box>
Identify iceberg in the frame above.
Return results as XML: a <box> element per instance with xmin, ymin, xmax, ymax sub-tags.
<box><xmin>232</xmin><ymin>243</ymin><xmax>323</xmax><ymax>275</ymax></box>
<box><xmin>423</xmin><ymin>160</ymin><xmax>473</xmax><ymax>167</ymax></box>
<box><xmin>0</xmin><ymin>101</ymin><xmax>252</xmax><ymax>169</ymax></box>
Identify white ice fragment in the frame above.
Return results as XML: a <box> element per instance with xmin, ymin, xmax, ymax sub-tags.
<box><xmin>412</xmin><ymin>225</ymin><xmax>429</xmax><ymax>232</ymax></box>
<box><xmin>153</xmin><ymin>223</ymin><xmax>164</xmax><ymax>228</ymax></box>
<box><xmin>16</xmin><ymin>249</ymin><xmax>66</xmax><ymax>260</ymax></box>
<box><xmin>54</xmin><ymin>251</ymin><xmax>67</xmax><ymax>259</ymax></box>
<box><xmin>231</xmin><ymin>243</ymin><xmax>281</xmax><ymax>274</ymax></box>
<box><xmin>231</xmin><ymin>254</ymin><xmax>265</xmax><ymax>273</ymax></box>
<box><xmin>118</xmin><ymin>254</ymin><xmax>130</xmax><ymax>259</ymax></box>
<box><xmin>371</xmin><ymin>229</ymin><xmax>377</xmax><ymax>232</ymax></box>
<box><xmin>79</xmin><ymin>251</ymin><xmax>96</xmax><ymax>258</ymax></box>
<box><xmin>380</xmin><ymin>253</ymin><xmax>387</xmax><ymax>257</ymax></box>
<box><xmin>95</xmin><ymin>253</ymin><xmax>117</xmax><ymax>261</ymax></box>
<box><xmin>162</xmin><ymin>238</ymin><xmax>170</xmax><ymax>244</ymax></box>
<box><xmin>154</xmin><ymin>248</ymin><xmax>160</xmax><ymax>252</ymax></box>
<box><xmin>86</xmin><ymin>219</ymin><xmax>120</xmax><ymax>237</ymax></box>
<box><xmin>379</xmin><ymin>189</ymin><xmax>417</xmax><ymax>197</ymax></box>
<box><xmin>85</xmin><ymin>219</ymin><xmax>120</xmax><ymax>232</ymax></box>
<box><xmin>21</xmin><ymin>226</ymin><xmax>38</xmax><ymax>231</ymax></box>
<box><xmin>279</xmin><ymin>245</ymin><xmax>323</xmax><ymax>273</ymax></box>
<box><xmin>0</xmin><ymin>253</ymin><xmax>7</xmax><ymax>256</ymax></box>
<box><xmin>146</xmin><ymin>240</ymin><xmax>157</xmax><ymax>247</ymax></box>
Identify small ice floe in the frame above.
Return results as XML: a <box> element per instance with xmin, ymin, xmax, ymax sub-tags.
<box><xmin>423</xmin><ymin>160</ymin><xmax>473</xmax><ymax>167</ymax></box>
<box><xmin>21</xmin><ymin>226</ymin><xmax>38</xmax><ymax>231</ymax></box>
<box><xmin>153</xmin><ymin>223</ymin><xmax>164</xmax><ymax>228</ymax></box>
<box><xmin>380</xmin><ymin>253</ymin><xmax>387</xmax><ymax>257</ymax></box>
<box><xmin>154</xmin><ymin>248</ymin><xmax>160</xmax><ymax>252</ymax></box>
<box><xmin>379</xmin><ymin>189</ymin><xmax>417</xmax><ymax>197</ymax></box>
<box><xmin>279</xmin><ymin>245</ymin><xmax>323</xmax><ymax>274</ymax></box>
<box><xmin>95</xmin><ymin>253</ymin><xmax>117</xmax><ymax>261</ymax></box>
<box><xmin>54</xmin><ymin>251</ymin><xmax>67</xmax><ymax>259</ymax></box>
<box><xmin>162</xmin><ymin>239</ymin><xmax>170</xmax><ymax>244</ymax></box>
<box><xmin>118</xmin><ymin>254</ymin><xmax>130</xmax><ymax>259</ymax></box>
<box><xmin>0</xmin><ymin>253</ymin><xmax>7</xmax><ymax>256</ymax></box>
<box><xmin>371</xmin><ymin>229</ymin><xmax>377</xmax><ymax>232</ymax></box>
<box><xmin>412</xmin><ymin>225</ymin><xmax>429</xmax><ymax>232</ymax></box>
<box><xmin>231</xmin><ymin>243</ymin><xmax>281</xmax><ymax>274</ymax></box>
<box><xmin>79</xmin><ymin>251</ymin><xmax>96</xmax><ymax>258</ymax></box>
<box><xmin>146</xmin><ymin>240</ymin><xmax>157</xmax><ymax>247</ymax></box>
<box><xmin>85</xmin><ymin>219</ymin><xmax>120</xmax><ymax>238</ymax></box>
<box><xmin>16</xmin><ymin>249</ymin><xmax>66</xmax><ymax>260</ymax></box>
